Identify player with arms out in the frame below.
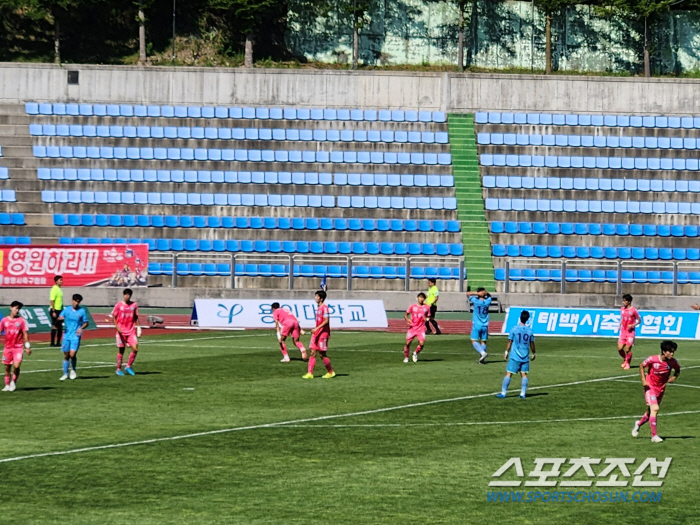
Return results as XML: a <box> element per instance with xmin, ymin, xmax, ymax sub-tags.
<box><xmin>618</xmin><ymin>293</ymin><xmax>641</xmax><ymax>369</ymax></box>
<box><xmin>57</xmin><ymin>294</ymin><xmax>89</xmax><ymax>381</ymax></box>
<box><xmin>467</xmin><ymin>288</ymin><xmax>492</xmax><ymax>364</ymax></box>
<box><xmin>632</xmin><ymin>340</ymin><xmax>681</xmax><ymax>443</ymax></box>
<box><xmin>271</xmin><ymin>302</ymin><xmax>307</xmax><ymax>363</ymax></box>
<box><xmin>1</xmin><ymin>301</ymin><xmax>31</xmax><ymax>392</ymax></box>
<box><xmin>404</xmin><ymin>293</ymin><xmax>431</xmax><ymax>363</ymax></box>
<box><xmin>497</xmin><ymin>310</ymin><xmax>536</xmax><ymax>399</ymax></box>
<box><xmin>303</xmin><ymin>290</ymin><xmax>335</xmax><ymax>379</ymax></box>
<box><xmin>112</xmin><ymin>288</ymin><xmax>141</xmax><ymax>376</ymax></box>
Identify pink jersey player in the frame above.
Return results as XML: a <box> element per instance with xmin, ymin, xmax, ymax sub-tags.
<box><xmin>271</xmin><ymin>303</ymin><xmax>307</xmax><ymax>362</ymax></box>
<box><xmin>1</xmin><ymin>301</ymin><xmax>31</xmax><ymax>392</ymax></box>
<box><xmin>632</xmin><ymin>340</ymin><xmax>681</xmax><ymax>443</ymax></box>
<box><xmin>112</xmin><ymin>288</ymin><xmax>140</xmax><ymax>376</ymax></box>
<box><xmin>617</xmin><ymin>294</ymin><xmax>640</xmax><ymax>369</ymax></box>
<box><xmin>403</xmin><ymin>293</ymin><xmax>431</xmax><ymax>362</ymax></box>
<box><xmin>303</xmin><ymin>290</ymin><xmax>335</xmax><ymax>379</ymax></box>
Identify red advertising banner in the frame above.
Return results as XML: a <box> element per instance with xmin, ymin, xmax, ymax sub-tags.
<box><xmin>0</xmin><ymin>244</ymin><xmax>149</xmax><ymax>287</ymax></box>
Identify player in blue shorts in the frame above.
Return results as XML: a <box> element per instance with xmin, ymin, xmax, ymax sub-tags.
<box><xmin>467</xmin><ymin>287</ymin><xmax>492</xmax><ymax>364</ymax></box>
<box><xmin>497</xmin><ymin>310</ymin><xmax>536</xmax><ymax>399</ymax></box>
<box><xmin>57</xmin><ymin>294</ymin><xmax>89</xmax><ymax>381</ymax></box>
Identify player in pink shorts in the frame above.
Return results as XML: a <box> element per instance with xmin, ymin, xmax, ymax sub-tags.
<box><xmin>271</xmin><ymin>302</ymin><xmax>308</xmax><ymax>363</ymax></box>
<box><xmin>112</xmin><ymin>288</ymin><xmax>141</xmax><ymax>377</ymax></box>
<box><xmin>632</xmin><ymin>340</ymin><xmax>680</xmax><ymax>443</ymax></box>
<box><xmin>303</xmin><ymin>290</ymin><xmax>335</xmax><ymax>379</ymax></box>
<box><xmin>404</xmin><ymin>293</ymin><xmax>431</xmax><ymax>363</ymax></box>
<box><xmin>617</xmin><ymin>294</ymin><xmax>641</xmax><ymax>369</ymax></box>
<box><xmin>0</xmin><ymin>301</ymin><xmax>32</xmax><ymax>392</ymax></box>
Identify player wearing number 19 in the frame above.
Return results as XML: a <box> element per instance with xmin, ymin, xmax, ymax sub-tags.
<box><xmin>496</xmin><ymin>310</ymin><xmax>536</xmax><ymax>399</ymax></box>
<box><xmin>467</xmin><ymin>288</ymin><xmax>492</xmax><ymax>364</ymax></box>
<box><xmin>57</xmin><ymin>294</ymin><xmax>89</xmax><ymax>381</ymax></box>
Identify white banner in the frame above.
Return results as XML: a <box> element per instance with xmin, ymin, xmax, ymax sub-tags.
<box><xmin>192</xmin><ymin>299</ymin><xmax>388</xmax><ymax>329</ymax></box>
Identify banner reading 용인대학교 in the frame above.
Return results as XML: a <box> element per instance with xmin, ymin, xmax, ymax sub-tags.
<box><xmin>191</xmin><ymin>299</ymin><xmax>388</xmax><ymax>329</ymax></box>
<box><xmin>0</xmin><ymin>245</ymin><xmax>149</xmax><ymax>287</ymax></box>
<box><xmin>503</xmin><ymin>307</ymin><xmax>700</xmax><ymax>340</ymax></box>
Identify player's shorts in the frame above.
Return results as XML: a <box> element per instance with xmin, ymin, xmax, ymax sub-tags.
<box><xmin>61</xmin><ymin>336</ymin><xmax>81</xmax><ymax>353</ymax></box>
<box><xmin>280</xmin><ymin>321</ymin><xmax>301</xmax><ymax>340</ymax></box>
<box><xmin>644</xmin><ymin>386</ymin><xmax>665</xmax><ymax>407</ymax></box>
<box><xmin>506</xmin><ymin>359</ymin><xmax>529</xmax><ymax>375</ymax></box>
<box><xmin>2</xmin><ymin>345</ymin><xmax>24</xmax><ymax>365</ymax></box>
<box><xmin>406</xmin><ymin>327</ymin><xmax>426</xmax><ymax>343</ymax></box>
<box><xmin>618</xmin><ymin>331</ymin><xmax>635</xmax><ymax>347</ymax></box>
<box><xmin>116</xmin><ymin>331</ymin><xmax>138</xmax><ymax>349</ymax></box>
<box><xmin>310</xmin><ymin>332</ymin><xmax>330</xmax><ymax>351</ymax></box>
<box><xmin>471</xmin><ymin>324</ymin><xmax>488</xmax><ymax>341</ymax></box>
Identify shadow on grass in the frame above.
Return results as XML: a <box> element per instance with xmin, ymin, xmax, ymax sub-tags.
<box><xmin>662</xmin><ymin>436</ymin><xmax>695</xmax><ymax>440</ymax></box>
<box><xmin>20</xmin><ymin>387</ymin><xmax>55</xmax><ymax>391</ymax></box>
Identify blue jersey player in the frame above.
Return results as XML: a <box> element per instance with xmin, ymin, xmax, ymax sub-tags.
<box><xmin>467</xmin><ymin>288</ymin><xmax>492</xmax><ymax>364</ymax></box>
<box><xmin>497</xmin><ymin>310</ymin><xmax>536</xmax><ymax>399</ymax></box>
<box><xmin>57</xmin><ymin>294</ymin><xmax>89</xmax><ymax>381</ymax></box>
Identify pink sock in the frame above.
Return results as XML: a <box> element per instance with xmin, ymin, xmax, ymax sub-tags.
<box><xmin>295</xmin><ymin>341</ymin><xmax>306</xmax><ymax>353</ymax></box>
<box><xmin>116</xmin><ymin>353</ymin><xmax>123</xmax><ymax>370</ymax></box>
<box><xmin>279</xmin><ymin>342</ymin><xmax>288</xmax><ymax>356</ymax></box>
<box><xmin>4</xmin><ymin>376</ymin><xmax>9</xmax><ymax>386</ymax></box>
<box><xmin>416</xmin><ymin>344</ymin><xmax>423</xmax><ymax>355</ymax></box>
<box><xmin>650</xmin><ymin>416</ymin><xmax>658</xmax><ymax>436</ymax></box>
<box><xmin>404</xmin><ymin>345</ymin><xmax>410</xmax><ymax>358</ymax></box>
<box><xmin>625</xmin><ymin>352</ymin><xmax>633</xmax><ymax>365</ymax></box>
<box><xmin>127</xmin><ymin>352</ymin><xmax>137</xmax><ymax>368</ymax></box>
<box><xmin>322</xmin><ymin>357</ymin><xmax>333</xmax><ymax>373</ymax></box>
<box><xmin>618</xmin><ymin>348</ymin><xmax>626</xmax><ymax>358</ymax></box>
<box><xmin>11</xmin><ymin>373</ymin><xmax>17</xmax><ymax>383</ymax></box>
<box><xmin>308</xmin><ymin>356</ymin><xmax>315</xmax><ymax>374</ymax></box>
<box><xmin>638</xmin><ymin>413</ymin><xmax>650</xmax><ymax>427</ymax></box>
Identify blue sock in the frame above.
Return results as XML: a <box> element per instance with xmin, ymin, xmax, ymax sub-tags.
<box><xmin>501</xmin><ymin>376</ymin><xmax>511</xmax><ymax>395</ymax></box>
<box><xmin>62</xmin><ymin>360</ymin><xmax>69</xmax><ymax>375</ymax></box>
<box><xmin>480</xmin><ymin>343</ymin><xmax>488</xmax><ymax>353</ymax></box>
<box><xmin>521</xmin><ymin>376</ymin><xmax>529</xmax><ymax>396</ymax></box>
<box><xmin>472</xmin><ymin>341</ymin><xmax>483</xmax><ymax>354</ymax></box>
<box><xmin>71</xmin><ymin>356</ymin><xmax>77</xmax><ymax>371</ymax></box>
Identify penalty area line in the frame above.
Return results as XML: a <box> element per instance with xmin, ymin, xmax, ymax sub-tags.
<box><xmin>0</xmin><ymin>369</ymin><xmax>683</xmax><ymax>465</ymax></box>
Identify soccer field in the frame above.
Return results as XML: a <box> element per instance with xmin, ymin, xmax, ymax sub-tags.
<box><xmin>2</xmin><ymin>331</ymin><xmax>699</xmax><ymax>524</ymax></box>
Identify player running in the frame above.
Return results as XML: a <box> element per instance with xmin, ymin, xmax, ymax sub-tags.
<box><xmin>467</xmin><ymin>287</ymin><xmax>492</xmax><ymax>364</ymax></box>
<box><xmin>618</xmin><ymin>293</ymin><xmax>641</xmax><ymax>369</ymax></box>
<box><xmin>112</xmin><ymin>288</ymin><xmax>141</xmax><ymax>376</ymax></box>
<box><xmin>632</xmin><ymin>340</ymin><xmax>680</xmax><ymax>443</ymax></box>
<box><xmin>404</xmin><ymin>293</ymin><xmax>431</xmax><ymax>363</ymax></box>
<box><xmin>303</xmin><ymin>290</ymin><xmax>335</xmax><ymax>379</ymax></box>
<box><xmin>497</xmin><ymin>310</ymin><xmax>536</xmax><ymax>399</ymax></box>
<box><xmin>1</xmin><ymin>301</ymin><xmax>31</xmax><ymax>392</ymax></box>
<box><xmin>57</xmin><ymin>294</ymin><xmax>89</xmax><ymax>381</ymax></box>
<box><xmin>271</xmin><ymin>302</ymin><xmax>308</xmax><ymax>362</ymax></box>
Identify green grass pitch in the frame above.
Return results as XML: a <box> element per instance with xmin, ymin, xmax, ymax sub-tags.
<box><xmin>1</xmin><ymin>331</ymin><xmax>698</xmax><ymax>524</ymax></box>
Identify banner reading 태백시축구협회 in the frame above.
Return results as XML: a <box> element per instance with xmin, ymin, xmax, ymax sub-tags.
<box><xmin>503</xmin><ymin>307</ymin><xmax>700</xmax><ymax>340</ymax></box>
<box><xmin>0</xmin><ymin>245</ymin><xmax>149</xmax><ymax>287</ymax></box>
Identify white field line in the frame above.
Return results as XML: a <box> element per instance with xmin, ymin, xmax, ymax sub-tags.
<box><xmin>3</xmin><ymin>368</ymin><xmax>699</xmax><ymax>464</ymax></box>
<box><xmin>614</xmin><ymin>379</ymin><xmax>700</xmax><ymax>390</ymax></box>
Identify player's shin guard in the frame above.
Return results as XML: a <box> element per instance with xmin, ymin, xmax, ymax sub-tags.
<box><xmin>12</xmin><ymin>371</ymin><xmax>18</xmax><ymax>383</ymax></box>
<box><xmin>322</xmin><ymin>357</ymin><xmax>333</xmax><ymax>373</ymax></box>
<box><xmin>501</xmin><ymin>376</ymin><xmax>510</xmax><ymax>395</ymax></box>
<box><xmin>63</xmin><ymin>359</ymin><xmax>70</xmax><ymax>375</ymax></box>
<box><xmin>70</xmin><ymin>356</ymin><xmax>77</xmax><ymax>371</ymax></box>
<box><xmin>625</xmin><ymin>351</ymin><xmax>633</xmax><ymax>365</ymax></box>
<box><xmin>404</xmin><ymin>344</ymin><xmax>410</xmax><ymax>358</ymax></box>
<box><xmin>521</xmin><ymin>376</ymin><xmax>529</xmax><ymax>396</ymax></box>
<box><xmin>415</xmin><ymin>344</ymin><xmax>423</xmax><ymax>354</ymax></box>
<box><xmin>472</xmin><ymin>341</ymin><xmax>482</xmax><ymax>354</ymax></box>
<box><xmin>3</xmin><ymin>376</ymin><xmax>8</xmax><ymax>386</ymax></box>
<box><xmin>116</xmin><ymin>353</ymin><xmax>123</xmax><ymax>370</ymax></box>
<box><xmin>638</xmin><ymin>413</ymin><xmax>650</xmax><ymax>427</ymax></box>
<box><xmin>618</xmin><ymin>348</ymin><xmax>626</xmax><ymax>358</ymax></box>
<box><xmin>650</xmin><ymin>416</ymin><xmax>658</xmax><ymax>436</ymax></box>
<box><xmin>295</xmin><ymin>341</ymin><xmax>306</xmax><ymax>353</ymax></box>
<box><xmin>279</xmin><ymin>342</ymin><xmax>288</xmax><ymax>356</ymax></box>
<box><xmin>127</xmin><ymin>352</ymin><xmax>137</xmax><ymax>368</ymax></box>
<box><xmin>307</xmin><ymin>356</ymin><xmax>316</xmax><ymax>374</ymax></box>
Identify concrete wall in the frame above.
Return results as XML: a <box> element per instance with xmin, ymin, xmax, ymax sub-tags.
<box><xmin>4</xmin><ymin>63</ymin><xmax>700</xmax><ymax>115</ymax></box>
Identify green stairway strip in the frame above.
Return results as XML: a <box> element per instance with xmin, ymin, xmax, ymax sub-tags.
<box><xmin>448</xmin><ymin>113</ymin><xmax>496</xmax><ymax>291</ymax></box>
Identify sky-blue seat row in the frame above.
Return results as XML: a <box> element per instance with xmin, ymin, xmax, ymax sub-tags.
<box><xmin>495</xmin><ymin>268</ymin><xmax>700</xmax><ymax>284</ymax></box>
<box><xmin>483</xmin><ymin>175</ymin><xmax>700</xmax><ymax>193</ymax></box>
<box><xmin>41</xmin><ymin>190</ymin><xmax>456</xmax><ymax>210</ymax></box>
<box><xmin>491</xmin><ymin>221</ymin><xmax>698</xmax><ymax>238</ymax></box>
<box><xmin>478</xmin><ymin>132</ymin><xmax>700</xmax><ymax>150</ymax></box>
<box><xmin>29</xmin><ymin>124</ymin><xmax>449</xmax><ymax>145</ymax></box>
<box><xmin>54</xmin><ymin>214</ymin><xmax>460</xmax><ymax>233</ymax></box>
<box><xmin>475</xmin><ymin>112</ymin><xmax>700</xmax><ymax>129</ymax></box>
<box><xmin>38</xmin><ymin>167</ymin><xmax>454</xmax><ymax>188</ymax></box>
<box><xmin>61</xmin><ymin>236</ymin><xmax>463</xmax><ymax>256</ymax></box>
<box><xmin>148</xmin><ymin>263</ymin><xmax>461</xmax><ymax>279</ymax></box>
<box><xmin>0</xmin><ymin>213</ymin><xmax>24</xmax><ymax>225</ymax></box>
<box><xmin>25</xmin><ymin>103</ymin><xmax>447</xmax><ymax>123</ymax></box>
<box><xmin>480</xmin><ymin>153</ymin><xmax>699</xmax><ymax>170</ymax></box>
<box><xmin>493</xmin><ymin>244</ymin><xmax>700</xmax><ymax>261</ymax></box>
<box><xmin>485</xmin><ymin>198</ymin><xmax>700</xmax><ymax>214</ymax></box>
<box><xmin>32</xmin><ymin>145</ymin><xmax>452</xmax><ymax>165</ymax></box>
